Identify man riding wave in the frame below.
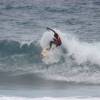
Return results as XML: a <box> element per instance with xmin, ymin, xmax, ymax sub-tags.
<box><xmin>46</xmin><ymin>27</ymin><xmax>62</xmax><ymax>50</ymax></box>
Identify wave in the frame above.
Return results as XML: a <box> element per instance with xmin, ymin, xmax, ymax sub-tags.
<box><xmin>3</xmin><ymin>5</ymin><xmax>33</xmax><ymax>10</ymax></box>
<box><xmin>0</xmin><ymin>40</ymin><xmax>42</xmax><ymax>73</ymax></box>
<box><xmin>45</xmin><ymin>6</ymin><xmax>68</xmax><ymax>13</ymax></box>
<box><xmin>0</xmin><ymin>96</ymin><xmax>99</xmax><ymax>100</ymax></box>
<box><xmin>40</xmin><ymin>29</ymin><xmax>100</xmax><ymax>66</ymax></box>
<box><xmin>39</xmin><ymin>29</ymin><xmax>100</xmax><ymax>84</ymax></box>
<box><xmin>0</xmin><ymin>40</ymin><xmax>41</xmax><ymax>56</ymax></box>
<box><xmin>1</xmin><ymin>29</ymin><xmax>100</xmax><ymax>85</ymax></box>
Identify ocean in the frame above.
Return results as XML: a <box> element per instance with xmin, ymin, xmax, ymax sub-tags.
<box><xmin>0</xmin><ymin>0</ymin><xmax>100</xmax><ymax>100</ymax></box>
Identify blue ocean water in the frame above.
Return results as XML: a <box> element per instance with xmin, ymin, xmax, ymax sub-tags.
<box><xmin>0</xmin><ymin>0</ymin><xmax>100</xmax><ymax>99</ymax></box>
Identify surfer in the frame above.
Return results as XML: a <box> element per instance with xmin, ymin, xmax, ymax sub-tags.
<box><xmin>46</xmin><ymin>27</ymin><xmax>62</xmax><ymax>50</ymax></box>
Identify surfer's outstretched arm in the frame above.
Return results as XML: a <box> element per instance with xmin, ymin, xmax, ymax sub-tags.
<box><xmin>46</xmin><ymin>27</ymin><xmax>57</xmax><ymax>34</ymax></box>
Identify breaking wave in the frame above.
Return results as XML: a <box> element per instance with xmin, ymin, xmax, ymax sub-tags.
<box><xmin>1</xmin><ymin>29</ymin><xmax>100</xmax><ymax>85</ymax></box>
<box><xmin>40</xmin><ymin>29</ymin><xmax>100</xmax><ymax>66</ymax></box>
<box><xmin>39</xmin><ymin>29</ymin><xmax>100</xmax><ymax>84</ymax></box>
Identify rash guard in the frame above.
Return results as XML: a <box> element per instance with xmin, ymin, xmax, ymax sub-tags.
<box><xmin>53</xmin><ymin>33</ymin><xmax>62</xmax><ymax>46</ymax></box>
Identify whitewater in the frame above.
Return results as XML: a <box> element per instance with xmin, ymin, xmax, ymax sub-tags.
<box><xmin>40</xmin><ymin>29</ymin><xmax>100</xmax><ymax>65</ymax></box>
<box><xmin>0</xmin><ymin>96</ymin><xmax>100</xmax><ymax>100</ymax></box>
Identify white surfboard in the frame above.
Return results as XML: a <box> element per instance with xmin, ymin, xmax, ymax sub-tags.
<box><xmin>41</xmin><ymin>44</ymin><xmax>56</xmax><ymax>58</ymax></box>
<box><xmin>41</xmin><ymin>48</ymin><xmax>49</xmax><ymax>57</ymax></box>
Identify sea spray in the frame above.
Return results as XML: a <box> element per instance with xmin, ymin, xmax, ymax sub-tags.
<box><xmin>40</xmin><ymin>29</ymin><xmax>100</xmax><ymax>65</ymax></box>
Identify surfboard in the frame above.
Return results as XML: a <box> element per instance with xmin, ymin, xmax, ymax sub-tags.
<box><xmin>41</xmin><ymin>48</ymin><xmax>49</xmax><ymax>57</ymax></box>
<box><xmin>41</xmin><ymin>44</ymin><xmax>56</xmax><ymax>58</ymax></box>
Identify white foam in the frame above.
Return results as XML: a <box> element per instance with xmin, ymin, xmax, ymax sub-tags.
<box><xmin>42</xmin><ymin>47</ymin><xmax>63</xmax><ymax>64</ymax></box>
<box><xmin>63</xmin><ymin>34</ymin><xmax>100</xmax><ymax>65</ymax></box>
<box><xmin>40</xmin><ymin>29</ymin><xmax>100</xmax><ymax>65</ymax></box>
<box><xmin>0</xmin><ymin>96</ymin><xmax>100</xmax><ymax>100</ymax></box>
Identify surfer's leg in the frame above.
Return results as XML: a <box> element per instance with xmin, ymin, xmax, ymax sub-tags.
<box><xmin>49</xmin><ymin>41</ymin><xmax>55</xmax><ymax>49</ymax></box>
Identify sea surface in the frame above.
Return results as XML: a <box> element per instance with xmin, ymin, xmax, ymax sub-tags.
<box><xmin>0</xmin><ymin>0</ymin><xmax>100</xmax><ymax>100</ymax></box>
